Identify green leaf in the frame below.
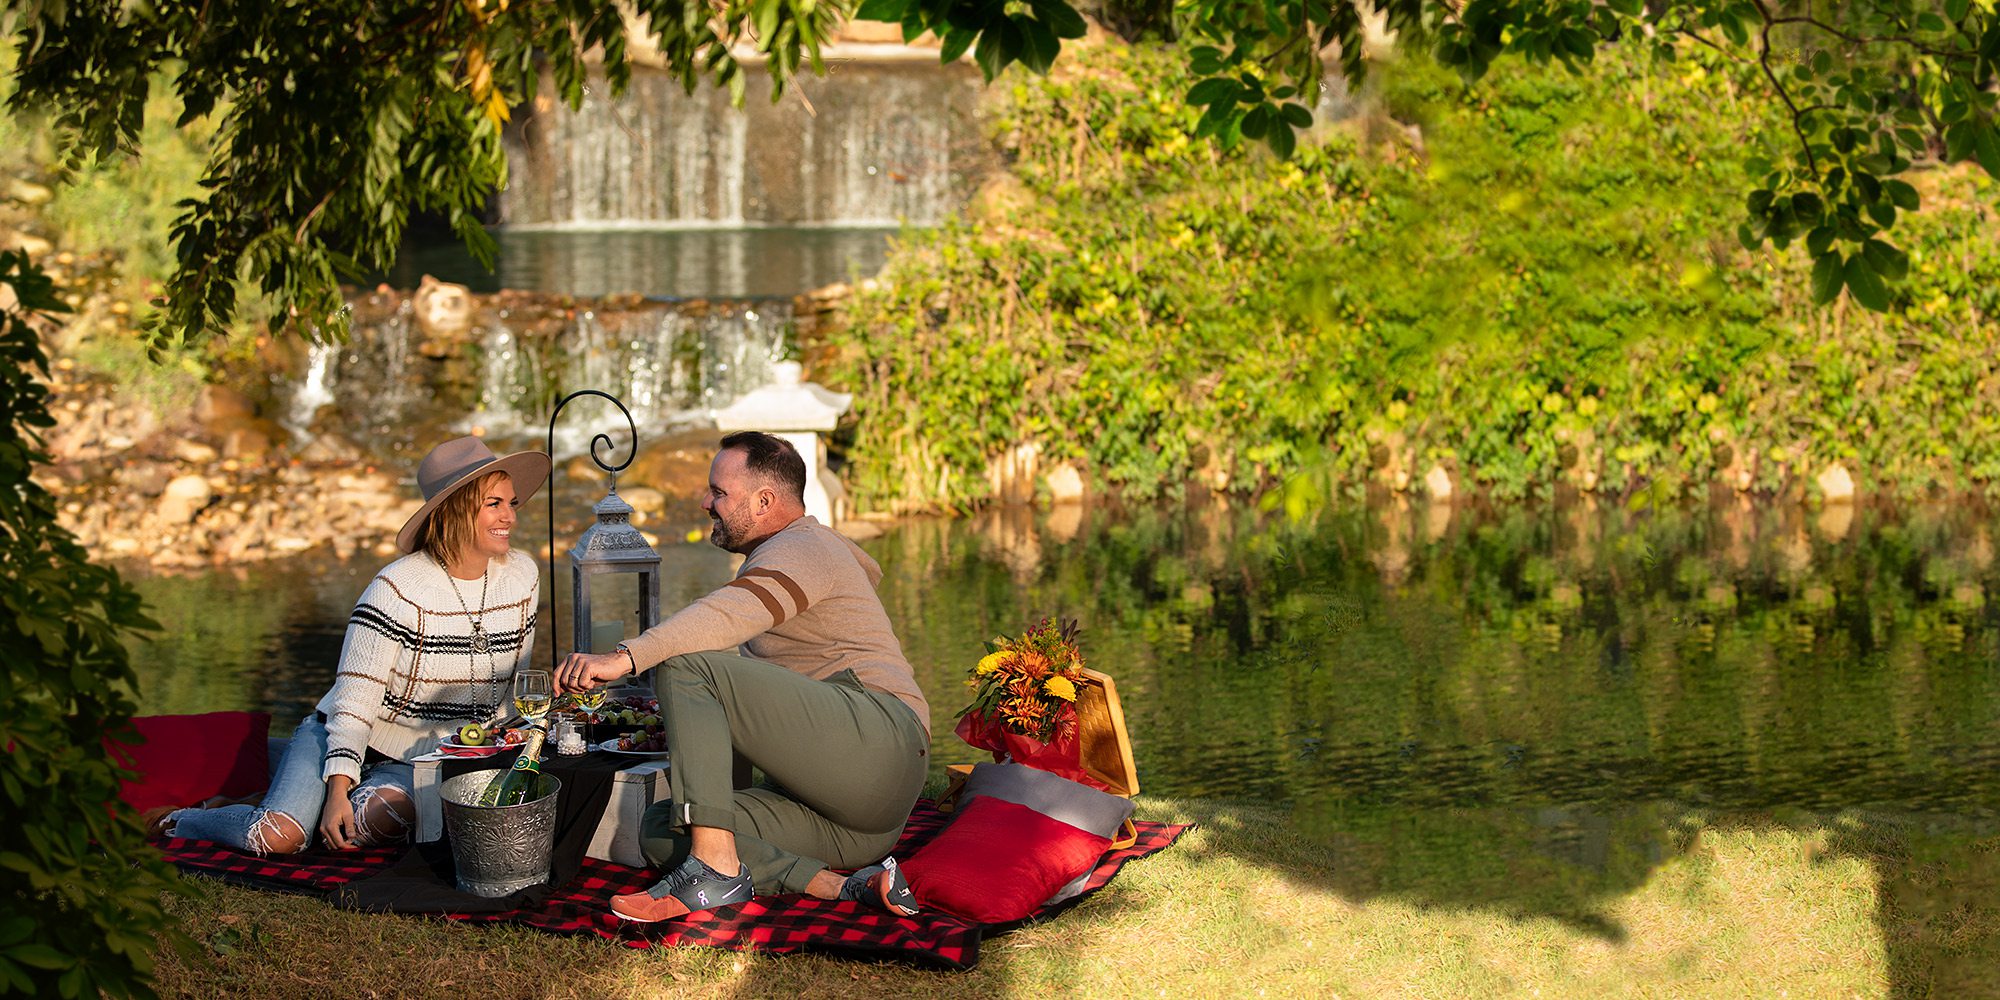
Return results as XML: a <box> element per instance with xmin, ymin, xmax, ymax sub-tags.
<box><xmin>1736</xmin><ymin>221</ymin><xmax>1761</xmax><ymax>252</ymax></box>
<box><xmin>1917</xmin><ymin>12</ymin><xmax>1946</xmax><ymax>32</ymax></box>
<box><xmin>1862</xmin><ymin>238</ymin><xmax>1909</xmax><ymax>281</ymax></box>
<box><xmin>1843</xmin><ymin>252</ymin><xmax>1889</xmax><ymax>311</ymax></box>
<box><xmin>1791</xmin><ymin>192</ymin><xmax>1823</xmax><ymax>219</ymax></box>
<box><xmin>938</xmin><ymin>26</ymin><xmax>976</xmax><ymax>64</ymax></box>
<box><xmin>5</xmin><ymin>944</ymin><xmax>70</xmax><ymax>971</ymax></box>
<box><xmin>1029</xmin><ymin>0</ymin><xmax>1088</xmax><ymax>39</ymax></box>
<box><xmin>1267</xmin><ymin>122</ymin><xmax>1296</xmax><ymax>159</ymax></box>
<box><xmin>1946</xmin><ymin>0</ymin><xmax>1967</xmax><ymax>20</ymax></box>
<box><xmin>852</xmin><ymin>0</ymin><xmax>910</xmax><ymax>21</ymax></box>
<box><xmin>1017</xmin><ymin>16</ymin><xmax>1059</xmax><ymax>74</ymax></box>
<box><xmin>1280</xmin><ymin>103</ymin><xmax>1314</xmax><ymax>128</ymax></box>
<box><xmin>973</xmin><ymin>26</ymin><xmax>1006</xmax><ymax>80</ymax></box>
<box><xmin>1976</xmin><ymin>121</ymin><xmax>2000</xmax><ymax>181</ymax></box>
<box><xmin>1806</xmin><ymin>224</ymin><xmax>1836</xmax><ymax>257</ymax></box>
<box><xmin>1811</xmin><ymin>252</ymin><xmax>1844</xmax><ymax>305</ymax></box>
<box><xmin>1884</xmin><ymin>179</ymin><xmax>1919</xmax><ymax>210</ymax></box>
<box><xmin>1187</xmin><ymin>78</ymin><xmax>1240</xmax><ymax>107</ymax></box>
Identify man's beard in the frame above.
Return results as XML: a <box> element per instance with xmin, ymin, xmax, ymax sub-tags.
<box><xmin>709</xmin><ymin>510</ymin><xmax>751</xmax><ymax>550</ymax></box>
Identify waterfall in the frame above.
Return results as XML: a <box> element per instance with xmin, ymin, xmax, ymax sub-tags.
<box><xmin>287</xmin><ymin>293</ymin><xmax>792</xmax><ymax>460</ymax></box>
<box><xmin>284</xmin><ymin>341</ymin><xmax>337</xmax><ymax>438</ymax></box>
<box><xmin>501</xmin><ymin>62</ymin><xmax>987</xmax><ymax>228</ymax></box>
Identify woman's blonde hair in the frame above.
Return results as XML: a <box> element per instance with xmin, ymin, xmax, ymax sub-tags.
<box><xmin>417</xmin><ymin>470</ymin><xmax>510</xmax><ymax>566</ymax></box>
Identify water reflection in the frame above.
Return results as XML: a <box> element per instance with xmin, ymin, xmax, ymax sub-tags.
<box><xmin>127</xmin><ymin>498</ymin><xmax>2000</xmax><ymax>989</ymax></box>
<box><xmin>379</xmin><ymin>226</ymin><xmax>900</xmax><ymax>298</ymax></box>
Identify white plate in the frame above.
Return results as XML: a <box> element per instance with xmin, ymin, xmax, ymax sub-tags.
<box><xmin>436</xmin><ymin>735</ymin><xmax>524</xmax><ymax>756</ymax></box>
<box><xmin>594</xmin><ymin>738</ymin><xmax>669</xmax><ymax>758</ymax></box>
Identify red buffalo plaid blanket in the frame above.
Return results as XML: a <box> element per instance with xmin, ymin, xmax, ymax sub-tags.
<box><xmin>156</xmin><ymin>800</ymin><xmax>1186</xmax><ymax>970</ymax></box>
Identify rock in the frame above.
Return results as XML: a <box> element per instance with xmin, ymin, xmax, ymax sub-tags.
<box><xmin>195</xmin><ymin>385</ymin><xmax>258</xmax><ymax>429</ymax></box>
<box><xmin>984</xmin><ymin>441</ymin><xmax>1040</xmax><ymax>505</ymax></box>
<box><xmin>296</xmin><ymin>433</ymin><xmax>362</xmax><ymax>465</ymax></box>
<box><xmin>1816</xmin><ymin>462</ymin><xmax>1856</xmax><ymax>503</ymax></box>
<box><xmin>172</xmin><ymin>439</ymin><xmax>219</xmax><ymax>464</ymax></box>
<box><xmin>1044</xmin><ymin>464</ymin><xmax>1086</xmax><ymax>505</ymax></box>
<box><xmin>620</xmin><ymin>486</ymin><xmax>668</xmax><ymax>515</ymax></box>
<box><xmin>836</xmin><ymin>519</ymin><xmax>884</xmax><ymax>541</ymax></box>
<box><xmin>1</xmin><ymin>230</ymin><xmax>53</xmax><ymax>258</ymax></box>
<box><xmin>6</xmin><ymin>179</ymin><xmax>53</xmax><ymax>207</ymax></box>
<box><xmin>107</xmin><ymin>537</ymin><xmax>141</xmax><ymax>556</ymax></box>
<box><xmin>623</xmin><ymin>435</ymin><xmax>715</xmax><ymax>500</ymax></box>
<box><xmin>116</xmin><ymin>462</ymin><xmax>171</xmax><ymax>497</ymax></box>
<box><xmin>156</xmin><ymin>474</ymin><xmax>214</xmax><ymax>524</ymax></box>
<box><xmin>412</xmin><ymin>275</ymin><xmax>475</xmax><ymax>340</ymax></box>
<box><xmin>1423</xmin><ymin>464</ymin><xmax>1454</xmax><ymax>500</ymax></box>
<box><xmin>221</xmin><ymin>423</ymin><xmax>275</xmax><ymax>462</ymax></box>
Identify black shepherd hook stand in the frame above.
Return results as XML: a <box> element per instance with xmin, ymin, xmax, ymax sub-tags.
<box><xmin>545</xmin><ymin>389</ymin><xmax>638</xmax><ymax>672</ymax></box>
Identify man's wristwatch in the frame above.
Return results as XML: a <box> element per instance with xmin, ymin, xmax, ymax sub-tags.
<box><xmin>615</xmin><ymin>643</ymin><xmax>638</xmax><ymax>676</ymax></box>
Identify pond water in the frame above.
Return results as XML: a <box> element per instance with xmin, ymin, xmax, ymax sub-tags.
<box><xmin>378</xmin><ymin>226</ymin><xmax>900</xmax><ymax>298</ymax></box>
<box><xmin>126</xmin><ymin>498</ymin><xmax>2000</xmax><ymax>986</ymax></box>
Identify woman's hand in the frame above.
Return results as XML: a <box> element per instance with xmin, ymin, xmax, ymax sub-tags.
<box><xmin>319</xmin><ymin>775</ymin><xmax>358</xmax><ymax>850</ymax></box>
<box><xmin>556</xmin><ymin>650</ymin><xmax>631</xmax><ymax>694</ymax></box>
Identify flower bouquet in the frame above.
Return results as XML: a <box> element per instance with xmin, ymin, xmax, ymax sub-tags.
<box><xmin>954</xmin><ymin>617</ymin><xmax>1114</xmax><ymax>792</ymax></box>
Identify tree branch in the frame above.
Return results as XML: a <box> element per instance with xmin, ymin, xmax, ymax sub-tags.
<box><xmin>1748</xmin><ymin>0</ymin><xmax>1819</xmax><ymax>178</ymax></box>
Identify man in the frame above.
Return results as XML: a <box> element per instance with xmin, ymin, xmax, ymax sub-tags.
<box><xmin>556</xmin><ymin>431</ymin><xmax>929</xmax><ymax>921</ymax></box>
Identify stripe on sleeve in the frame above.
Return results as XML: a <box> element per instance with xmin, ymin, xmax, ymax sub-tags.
<box><xmin>741</xmin><ymin>568</ymin><xmax>809</xmax><ymax>614</ymax></box>
<box><xmin>726</xmin><ymin>577</ymin><xmax>786</xmax><ymax>624</ymax></box>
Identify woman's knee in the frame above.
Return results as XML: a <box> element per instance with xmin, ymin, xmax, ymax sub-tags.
<box><xmin>350</xmin><ymin>786</ymin><xmax>413</xmax><ymax>847</ymax></box>
<box><xmin>248</xmin><ymin>811</ymin><xmax>309</xmax><ymax>855</ymax></box>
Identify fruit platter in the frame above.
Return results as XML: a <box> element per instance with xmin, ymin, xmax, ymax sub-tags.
<box><xmin>598</xmin><ymin>730</ymin><xmax>669</xmax><ymax>757</ymax></box>
<box><xmin>437</xmin><ymin>723</ymin><xmax>528</xmax><ymax>757</ymax></box>
<box><xmin>584</xmin><ymin>694</ymin><xmax>663</xmax><ymax>743</ymax></box>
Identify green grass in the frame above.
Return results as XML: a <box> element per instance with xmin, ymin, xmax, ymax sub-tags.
<box><xmin>149</xmin><ymin>796</ymin><xmax>1975</xmax><ymax>999</ymax></box>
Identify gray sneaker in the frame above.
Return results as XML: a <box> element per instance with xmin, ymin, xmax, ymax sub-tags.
<box><xmin>611</xmin><ymin>855</ymin><xmax>754</xmax><ymax>922</ymax></box>
<box><xmin>840</xmin><ymin>855</ymin><xmax>919</xmax><ymax>916</ymax></box>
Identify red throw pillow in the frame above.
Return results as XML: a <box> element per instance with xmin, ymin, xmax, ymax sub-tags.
<box><xmin>108</xmin><ymin>712</ymin><xmax>272</xmax><ymax>813</ymax></box>
<box><xmin>902</xmin><ymin>796</ymin><xmax>1112</xmax><ymax>924</ymax></box>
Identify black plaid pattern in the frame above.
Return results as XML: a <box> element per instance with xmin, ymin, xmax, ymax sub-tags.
<box><xmin>158</xmin><ymin>800</ymin><xmax>1188</xmax><ymax>970</ymax></box>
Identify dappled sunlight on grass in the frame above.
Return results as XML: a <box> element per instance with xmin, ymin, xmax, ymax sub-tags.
<box><xmin>154</xmin><ymin>797</ymin><xmax>1989</xmax><ymax>998</ymax></box>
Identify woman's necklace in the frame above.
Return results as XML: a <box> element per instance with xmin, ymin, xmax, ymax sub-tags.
<box><xmin>437</xmin><ymin>556</ymin><xmax>493</xmax><ymax>654</ymax></box>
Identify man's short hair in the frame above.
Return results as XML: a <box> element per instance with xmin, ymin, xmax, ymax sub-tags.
<box><xmin>720</xmin><ymin>431</ymin><xmax>807</xmax><ymax>504</ymax></box>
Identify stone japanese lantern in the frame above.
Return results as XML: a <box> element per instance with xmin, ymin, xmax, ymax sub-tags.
<box><xmin>713</xmin><ymin>361</ymin><xmax>852</xmax><ymax>525</ymax></box>
<box><xmin>568</xmin><ymin>476</ymin><xmax>661</xmax><ymax>657</ymax></box>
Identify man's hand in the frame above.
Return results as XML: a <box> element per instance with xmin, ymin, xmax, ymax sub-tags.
<box><xmin>557</xmin><ymin>650</ymin><xmax>631</xmax><ymax>694</ymax></box>
<box><xmin>319</xmin><ymin>775</ymin><xmax>357</xmax><ymax>850</ymax></box>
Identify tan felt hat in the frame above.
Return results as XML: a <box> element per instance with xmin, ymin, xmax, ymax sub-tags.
<box><xmin>395</xmin><ymin>436</ymin><xmax>551</xmax><ymax>554</ymax></box>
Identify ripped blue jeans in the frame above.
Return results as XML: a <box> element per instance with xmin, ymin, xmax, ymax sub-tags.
<box><xmin>165</xmin><ymin>713</ymin><xmax>414</xmax><ymax>854</ymax></box>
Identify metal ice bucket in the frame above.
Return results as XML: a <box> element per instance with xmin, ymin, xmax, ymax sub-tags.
<box><xmin>439</xmin><ymin>770</ymin><xmax>561</xmax><ymax>897</ymax></box>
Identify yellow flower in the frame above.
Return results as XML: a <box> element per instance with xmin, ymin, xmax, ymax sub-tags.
<box><xmin>1043</xmin><ymin>675</ymin><xmax>1077</xmax><ymax>702</ymax></box>
<box><xmin>976</xmin><ymin>652</ymin><xmax>1009</xmax><ymax>676</ymax></box>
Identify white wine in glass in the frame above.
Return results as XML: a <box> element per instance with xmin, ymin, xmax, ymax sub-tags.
<box><xmin>573</xmin><ymin>689</ymin><xmax>606</xmax><ymax>716</ymax></box>
<box><xmin>513</xmin><ymin>670</ymin><xmax>553</xmax><ymax>722</ymax></box>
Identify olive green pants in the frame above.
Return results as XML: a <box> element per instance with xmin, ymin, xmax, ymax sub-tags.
<box><xmin>638</xmin><ymin>652</ymin><xmax>930</xmax><ymax>894</ymax></box>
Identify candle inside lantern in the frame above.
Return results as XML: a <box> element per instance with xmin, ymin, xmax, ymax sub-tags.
<box><xmin>591</xmin><ymin>620</ymin><xmax>625</xmax><ymax>654</ymax></box>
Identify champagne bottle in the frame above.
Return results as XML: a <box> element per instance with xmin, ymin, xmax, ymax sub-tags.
<box><xmin>477</xmin><ymin>724</ymin><xmax>550</xmax><ymax>807</ymax></box>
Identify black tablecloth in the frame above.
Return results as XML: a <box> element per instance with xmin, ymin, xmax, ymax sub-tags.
<box><xmin>331</xmin><ymin>751</ymin><xmax>635</xmax><ymax>913</ymax></box>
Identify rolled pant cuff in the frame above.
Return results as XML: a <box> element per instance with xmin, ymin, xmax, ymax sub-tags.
<box><xmin>774</xmin><ymin>857</ymin><xmax>825</xmax><ymax>895</ymax></box>
<box><xmin>675</xmin><ymin>800</ymin><xmax>738</xmax><ymax>834</ymax></box>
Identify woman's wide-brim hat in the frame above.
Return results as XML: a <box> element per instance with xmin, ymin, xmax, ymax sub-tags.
<box><xmin>396</xmin><ymin>436</ymin><xmax>552</xmax><ymax>554</ymax></box>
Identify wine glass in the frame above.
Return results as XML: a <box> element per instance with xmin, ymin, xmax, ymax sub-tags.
<box><xmin>513</xmin><ymin>670</ymin><xmax>553</xmax><ymax>724</ymax></box>
<box><xmin>572</xmin><ymin>686</ymin><xmax>607</xmax><ymax>719</ymax></box>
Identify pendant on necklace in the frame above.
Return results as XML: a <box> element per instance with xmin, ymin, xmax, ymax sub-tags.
<box><xmin>470</xmin><ymin>622</ymin><xmax>491</xmax><ymax>654</ymax></box>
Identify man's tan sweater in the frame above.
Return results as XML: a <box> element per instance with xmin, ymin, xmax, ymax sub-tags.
<box><xmin>621</xmin><ymin>516</ymin><xmax>931</xmax><ymax>734</ymax></box>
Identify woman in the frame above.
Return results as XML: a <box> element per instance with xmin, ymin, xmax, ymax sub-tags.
<box><xmin>156</xmin><ymin>436</ymin><xmax>549</xmax><ymax>853</ymax></box>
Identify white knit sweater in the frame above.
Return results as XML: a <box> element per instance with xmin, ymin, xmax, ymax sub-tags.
<box><xmin>315</xmin><ymin>550</ymin><xmax>540</xmax><ymax>781</ymax></box>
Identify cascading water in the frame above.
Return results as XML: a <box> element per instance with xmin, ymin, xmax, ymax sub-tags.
<box><xmin>501</xmin><ymin>61</ymin><xmax>985</xmax><ymax>228</ymax></box>
<box><xmin>283</xmin><ymin>295</ymin><xmax>791</xmax><ymax>460</ymax></box>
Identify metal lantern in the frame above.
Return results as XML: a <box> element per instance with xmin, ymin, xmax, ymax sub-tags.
<box><xmin>568</xmin><ymin>475</ymin><xmax>661</xmax><ymax>655</ymax></box>
<box><xmin>545</xmin><ymin>389</ymin><xmax>661</xmax><ymax>666</ymax></box>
